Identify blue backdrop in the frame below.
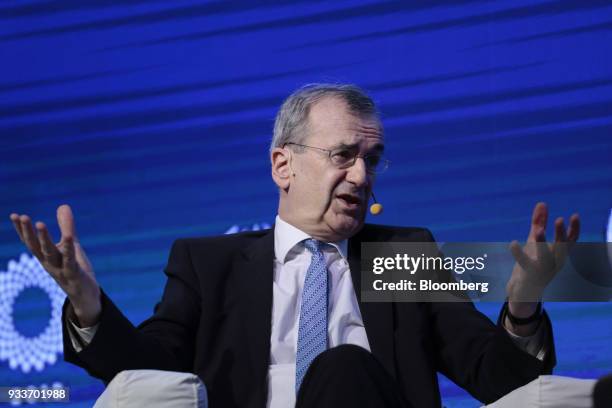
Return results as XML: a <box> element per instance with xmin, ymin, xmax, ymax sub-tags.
<box><xmin>1</xmin><ymin>1</ymin><xmax>611</xmax><ymax>406</ymax></box>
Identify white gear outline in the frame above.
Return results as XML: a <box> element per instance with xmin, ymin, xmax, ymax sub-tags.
<box><xmin>0</xmin><ymin>253</ymin><xmax>66</xmax><ymax>373</ymax></box>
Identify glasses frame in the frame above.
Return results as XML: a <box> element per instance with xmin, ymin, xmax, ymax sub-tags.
<box><xmin>283</xmin><ymin>142</ymin><xmax>389</xmax><ymax>174</ymax></box>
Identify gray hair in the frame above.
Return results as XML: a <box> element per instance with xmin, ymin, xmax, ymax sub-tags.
<box><xmin>270</xmin><ymin>83</ymin><xmax>380</xmax><ymax>153</ymax></box>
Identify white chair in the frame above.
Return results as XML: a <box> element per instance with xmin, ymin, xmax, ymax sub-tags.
<box><xmin>94</xmin><ymin>370</ymin><xmax>596</xmax><ymax>408</ymax></box>
<box><xmin>94</xmin><ymin>370</ymin><xmax>207</xmax><ymax>408</ymax></box>
<box><xmin>485</xmin><ymin>375</ymin><xmax>596</xmax><ymax>408</ymax></box>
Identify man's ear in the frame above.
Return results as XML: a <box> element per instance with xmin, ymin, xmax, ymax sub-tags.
<box><xmin>271</xmin><ymin>147</ymin><xmax>292</xmax><ymax>190</ymax></box>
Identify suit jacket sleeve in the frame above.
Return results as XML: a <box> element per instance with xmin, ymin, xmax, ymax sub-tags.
<box><xmin>62</xmin><ymin>239</ymin><xmax>201</xmax><ymax>382</ymax></box>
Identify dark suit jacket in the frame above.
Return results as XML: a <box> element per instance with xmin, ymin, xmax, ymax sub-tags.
<box><xmin>63</xmin><ymin>224</ymin><xmax>555</xmax><ymax>408</ymax></box>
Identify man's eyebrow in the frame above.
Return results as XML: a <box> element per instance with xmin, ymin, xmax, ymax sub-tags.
<box><xmin>330</xmin><ymin>143</ymin><xmax>385</xmax><ymax>153</ymax></box>
<box><xmin>371</xmin><ymin>144</ymin><xmax>385</xmax><ymax>153</ymax></box>
<box><xmin>330</xmin><ymin>142</ymin><xmax>359</xmax><ymax>150</ymax></box>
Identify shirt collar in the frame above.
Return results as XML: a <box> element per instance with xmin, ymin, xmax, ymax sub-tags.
<box><xmin>274</xmin><ymin>215</ymin><xmax>348</xmax><ymax>264</ymax></box>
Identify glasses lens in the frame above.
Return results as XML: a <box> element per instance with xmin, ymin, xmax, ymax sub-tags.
<box><xmin>365</xmin><ymin>156</ymin><xmax>388</xmax><ymax>174</ymax></box>
<box><xmin>330</xmin><ymin>149</ymin><xmax>356</xmax><ymax>167</ymax></box>
<box><xmin>329</xmin><ymin>148</ymin><xmax>389</xmax><ymax>174</ymax></box>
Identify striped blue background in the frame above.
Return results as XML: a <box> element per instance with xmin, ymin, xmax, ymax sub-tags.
<box><xmin>1</xmin><ymin>1</ymin><xmax>611</xmax><ymax>406</ymax></box>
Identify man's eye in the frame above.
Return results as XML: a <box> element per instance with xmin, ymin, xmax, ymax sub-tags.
<box><xmin>332</xmin><ymin>150</ymin><xmax>353</xmax><ymax>160</ymax></box>
<box><xmin>366</xmin><ymin>156</ymin><xmax>381</xmax><ymax>166</ymax></box>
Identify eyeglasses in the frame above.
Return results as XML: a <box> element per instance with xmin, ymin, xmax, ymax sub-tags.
<box><xmin>284</xmin><ymin>142</ymin><xmax>389</xmax><ymax>174</ymax></box>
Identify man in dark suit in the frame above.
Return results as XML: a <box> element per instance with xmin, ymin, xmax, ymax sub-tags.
<box><xmin>10</xmin><ymin>84</ymin><xmax>580</xmax><ymax>407</ymax></box>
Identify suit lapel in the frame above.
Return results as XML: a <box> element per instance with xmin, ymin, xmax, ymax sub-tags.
<box><xmin>237</xmin><ymin>230</ymin><xmax>275</xmax><ymax>403</ymax></box>
<box><xmin>348</xmin><ymin>227</ymin><xmax>397</xmax><ymax>379</ymax></box>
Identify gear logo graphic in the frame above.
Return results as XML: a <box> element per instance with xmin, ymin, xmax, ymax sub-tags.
<box><xmin>0</xmin><ymin>253</ymin><xmax>66</xmax><ymax>373</ymax></box>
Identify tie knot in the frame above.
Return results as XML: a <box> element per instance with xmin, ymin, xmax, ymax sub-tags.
<box><xmin>303</xmin><ymin>238</ymin><xmax>323</xmax><ymax>254</ymax></box>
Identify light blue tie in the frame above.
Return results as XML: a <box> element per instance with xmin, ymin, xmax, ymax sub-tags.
<box><xmin>295</xmin><ymin>239</ymin><xmax>328</xmax><ymax>393</ymax></box>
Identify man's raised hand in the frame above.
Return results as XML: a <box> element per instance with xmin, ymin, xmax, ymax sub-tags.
<box><xmin>10</xmin><ymin>204</ymin><xmax>101</xmax><ymax>327</ymax></box>
<box><xmin>504</xmin><ymin>202</ymin><xmax>579</xmax><ymax>335</ymax></box>
<box><xmin>507</xmin><ymin>202</ymin><xmax>580</xmax><ymax>302</ymax></box>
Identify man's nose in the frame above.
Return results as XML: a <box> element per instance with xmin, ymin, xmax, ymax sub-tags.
<box><xmin>346</xmin><ymin>157</ymin><xmax>369</xmax><ymax>187</ymax></box>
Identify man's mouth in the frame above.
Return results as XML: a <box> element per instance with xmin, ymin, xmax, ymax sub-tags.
<box><xmin>336</xmin><ymin>194</ymin><xmax>363</xmax><ymax>209</ymax></box>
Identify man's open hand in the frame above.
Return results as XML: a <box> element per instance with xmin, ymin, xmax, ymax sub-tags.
<box><xmin>505</xmin><ymin>202</ymin><xmax>580</xmax><ymax>335</ymax></box>
<box><xmin>10</xmin><ymin>204</ymin><xmax>101</xmax><ymax>327</ymax></box>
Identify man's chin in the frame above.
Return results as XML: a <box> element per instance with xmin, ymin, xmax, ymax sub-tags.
<box><xmin>328</xmin><ymin>213</ymin><xmax>365</xmax><ymax>240</ymax></box>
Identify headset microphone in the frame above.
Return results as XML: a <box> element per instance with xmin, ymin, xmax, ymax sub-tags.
<box><xmin>370</xmin><ymin>192</ymin><xmax>383</xmax><ymax>216</ymax></box>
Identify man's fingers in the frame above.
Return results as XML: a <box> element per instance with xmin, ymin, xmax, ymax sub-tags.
<box><xmin>73</xmin><ymin>241</ymin><xmax>94</xmax><ymax>275</ymax></box>
<box><xmin>60</xmin><ymin>235</ymin><xmax>77</xmax><ymax>270</ymax></box>
<box><xmin>553</xmin><ymin>217</ymin><xmax>567</xmax><ymax>243</ymax></box>
<box><xmin>510</xmin><ymin>240</ymin><xmax>532</xmax><ymax>271</ymax></box>
<box><xmin>57</xmin><ymin>204</ymin><xmax>78</xmax><ymax>243</ymax></box>
<box><xmin>528</xmin><ymin>202</ymin><xmax>548</xmax><ymax>242</ymax></box>
<box><xmin>551</xmin><ymin>217</ymin><xmax>569</xmax><ymax>266</ymax></box>
<box><xmin>567</xmin><ymin>214</ymin><xmax>581</xmax><ymax>243</ymax></box>
<box><xmin>10</xmin><ymin>213</ymin><xmax>25</xmax><ymax>242</ymax></box>
<box><xmin>35</xmin><ymin>222</ymin><xmax>62</xmax><ymax>266</ymax></box>
<box><xmin>19</xmin><ymin>215</ymin><xmax>44</xmax><ymax>259</ymax></box>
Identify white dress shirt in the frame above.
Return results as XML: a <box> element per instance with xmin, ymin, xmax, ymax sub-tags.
<box><xmin>68</xmin><ymin>215</ymin><xmax>546</xmax><ymax>408</ymax></box>
<box><xmin>266</xmin><ymin>215</ymin><xmax>370</xmax><ymax>408</ymax></box>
